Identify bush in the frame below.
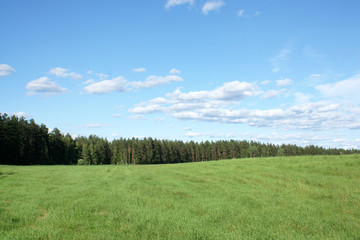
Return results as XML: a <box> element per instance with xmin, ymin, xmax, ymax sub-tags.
<box><xmin>77</xmin><ymin>159</ymin><xmax>88</xmax><ymax>165</ymax></box>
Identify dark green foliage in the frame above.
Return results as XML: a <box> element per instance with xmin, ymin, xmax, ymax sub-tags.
<box><xmin>1</xmin><ymin>113</ymin><xmax>359</xmax><ymax>165</ymax></box>
<box><xmin>0</xmin><ymin>114</ymin><xmax>78</xmax><ymax>165</ymax></box>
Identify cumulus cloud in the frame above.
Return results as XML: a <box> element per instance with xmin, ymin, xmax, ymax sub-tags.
<box><xmin>276</xmin><ymin>78</ymin><xmax>293</xmax><ymax>87</ymax></box>
<box><xmin>133</xmin><ymin>68</ymin><xmax>146</xmax><ymax>72</ymax></box>
<box><xmin>129</xmin><ymin>78</ymin><xmax>360</xmax><ymax>131</ymax></box>
<box><xmin>83</xmin><ymin>73</ymin><xmax>183</xmax><ymax>94</ymax></box>
<box><xmin>202</xmin><ymin>0</ymin><xmax>225</xmax><ymax>15</ymax></box>
<box><xmin>170</xmin><ymin>68</ymin><xmax>181</xmax><ymax>74</ymax></box>
<box><xmin>270</xmin><ymin>48</ymin><xmax>291</xmax><ymax>73</ymax></box>
<box><xmin>129</xmin><ymin>81</ymin><xmax>260</xmax><ymax>115</ymax></box>
<box><xmin>49</xmin><ymin>67</ymin><xmax>83</xmax><ymax>80</ymax></box>
<box><xmin>165</xmin><ymin>0</ymin><xmax>194</xmax><ymax>9</ymax></box>
<box><xmin>0</xmin><ymin>64</ymin><xmax>15</xmax><ymax>77</ymax></box>
<box><xmin>26</xmin><ymin>77</ymin><xmax>67</xmax><ymax>96</ymax></box>
<box><xmin>130</xmin><ymin>75</ymin><xmax>183</xmax><ymax>89</ymax></box>
<box><xmin>129</xmin><ymin>103</ymin><xmax>164</xmax><ymax>114</ymax></box>
<box><xmin>165</xmin><ymin>81</ymin><xmax>261</xmax><ymax>102</ymax></box>
<box><xmin>83</xmin><ymin>77</ymin><xmax>128</xmax><ymax>94</ymax></box>
<box><xmin>316</xmin><ymin>74</ymin><xmax>360</xmax><ymax>100</ymax></box>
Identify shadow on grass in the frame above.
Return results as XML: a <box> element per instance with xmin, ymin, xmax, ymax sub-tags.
<box><xmin>0</xmin><ymin>171</ymin><xmax>15</xmax><ymax>179</ymax></box>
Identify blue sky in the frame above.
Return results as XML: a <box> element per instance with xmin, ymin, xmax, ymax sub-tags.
<box><xmin>1</xmin><ymin>0</ymin><xmax>360</xmax><ymax>149</ymax></box>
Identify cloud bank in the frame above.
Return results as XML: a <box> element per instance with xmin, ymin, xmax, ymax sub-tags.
<box><xmin>129</xmin><ymin>80</ymin><xmax>360</xmax><ymax>131</ymax></box>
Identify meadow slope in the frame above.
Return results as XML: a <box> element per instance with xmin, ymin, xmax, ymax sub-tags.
<box><xmin>1</xmin><ymin>155</ymin><xmax>360</xmax><ymax>239</ymax></box>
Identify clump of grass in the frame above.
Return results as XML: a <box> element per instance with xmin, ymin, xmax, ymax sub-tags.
<box><xmin>1</xmin><ymin>155</ymin><xmax>360</xmax><ymax>239</ymax></box>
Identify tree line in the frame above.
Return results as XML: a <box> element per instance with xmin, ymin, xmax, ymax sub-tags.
<box><xmin>1</xmin><ymin>113</ymin><xmax>359</xmax><ymax>165</ymax></box>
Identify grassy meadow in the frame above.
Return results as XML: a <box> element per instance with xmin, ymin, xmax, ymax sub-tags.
<box><xmin>1</xmin><ymin>155</ymin><xmax>360</xmax><ymax>239</ymax></box>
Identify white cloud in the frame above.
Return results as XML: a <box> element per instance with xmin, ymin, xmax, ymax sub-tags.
<box><xmin>49</xmin><ymin>67</ymin><xmax>83</xmax><ymax>80</ymax></box>
<box><xmin>149</xmin><ymin>97</ymin><xmax>168</xmax><ymax>104</ymax></box>
<box><xmin>130</xmin><ymin>75</ymin><xmax>183</xmax><ymax>89</ymax></box>
<box><xmin>165</xmin><ymin>0</ymin><xmax>194</xmax><ymax>9</ymax></box>
<box><xmin>129</xmin><ymin>81</ymin><xmax>260</xmax><ymax>115</ymax></box>
<box><xmin>83</xmin><ymin>73</ymin><xmax>183</xmax><ymax>94</ymax></box>
<box><xmin>112</xmin><ymin>113</ymin><xmax>122</xmax><ymax>118</ymax></box>
<box><xmin>83</xmin><ymin>77</ymin><xmax>128</xmax><ymax>94</ymax></box>
<box><xmin>14</xmin><ymin>112</ymin><xmax>30</xmax><ymax>118</ymax></box>
<box><xmin>165</xmin><ymin>81</ymin><xmax>260</xmax><ymax>102</ymax></box>
<box><xmin>349</xmin><ymin>123</ymin><xmax>360</xmax><ymax>129</ymax></box>
<box><xmin>260</xmin><ymin>80</ymin><xmax>271</xmax><ymax>85</ymax></box>
<box><xmin>170</xmin><ymin>68</ymin><xmax>181</xmax><ymax>74</ymax></box>
<box><xmin>26</xmin><ymin>77</ymin><xmax>67</xmax><ymax>96</ymax></box>
<box><xmin>254</xmin><ymin>11</ymin><xmax>261</xmax><ymax>16</ymax></box>
<box><xmin>5</xmin><ymin>112</ymin><xmax>31</xmax><ymax>118</ymax></box>
<box><xmin>202</xmin><ymin>0</ymin><xmax>225</xmax><ymax>15</ymax></box>
<box><xmin>129</xmin><ymin>78</ymin><xmax>360</xmax><ymax>131</ymax></box>
<box><xmin>129</xmin><ymin>103</ymin><xmax>164</xmax><ymax>114</ymax></box>
<box><xmin>49</xmin><ymin>67</ymin><xmax>68</xmax><ymax>77</ymax></box>
<box><xmin>316</xmin><ymin>74</ymin><xmax>360</xmax><ymax>100</ymax></box>
<box><xmin>237</xmin><ymin>9</ymin><xmax>245</xmax><ymax>17</ymax></box>
<box><xmin>276</xmin><ymin>78</ymin><xmax>293</xmax><ymax>87</ymax></box>
<box><xmin>0</xmin><ymin>64</ymin><xmax>15</xmax><ymax>77</ymax></box>
<box><xmin>270</xmin><ymin>48</ymin><xmax>291</xmax><ymax>73</ymax></box>
<box><xmin>261</xmin><ymin>89</ymin><xmax>285</xmax><ymax>99</ymax></box>
<box><xmin>96</xmin><ymin>73</ymin><xmax>110</xmax><ymax>79</ymax></box>
<box><xmin>133</xmin><ymin>68</ymin><xmax>146</xmax><ymax>72</ymax></box>
<box><xmin>212</xmin><ymin>81</ymin><xmax>261</xmax><ymax>100</ymax></box>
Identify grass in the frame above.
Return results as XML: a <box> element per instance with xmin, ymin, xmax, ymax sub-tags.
<box><xmin>1</xmin><ymin>155</ymin><xmax>360</xmax><ymax>239</ymax></box>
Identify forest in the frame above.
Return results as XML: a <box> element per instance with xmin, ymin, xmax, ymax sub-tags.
<box><xmin>1</xmin><ymin>113</ymin><xmax>359</xmax><ymax>165</ymax></box>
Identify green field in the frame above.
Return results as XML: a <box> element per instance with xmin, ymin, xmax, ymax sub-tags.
<box><xmin>1</xmin><ymin>155</ymin><xmax>360</xmax><ymax>239</ymax></box>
